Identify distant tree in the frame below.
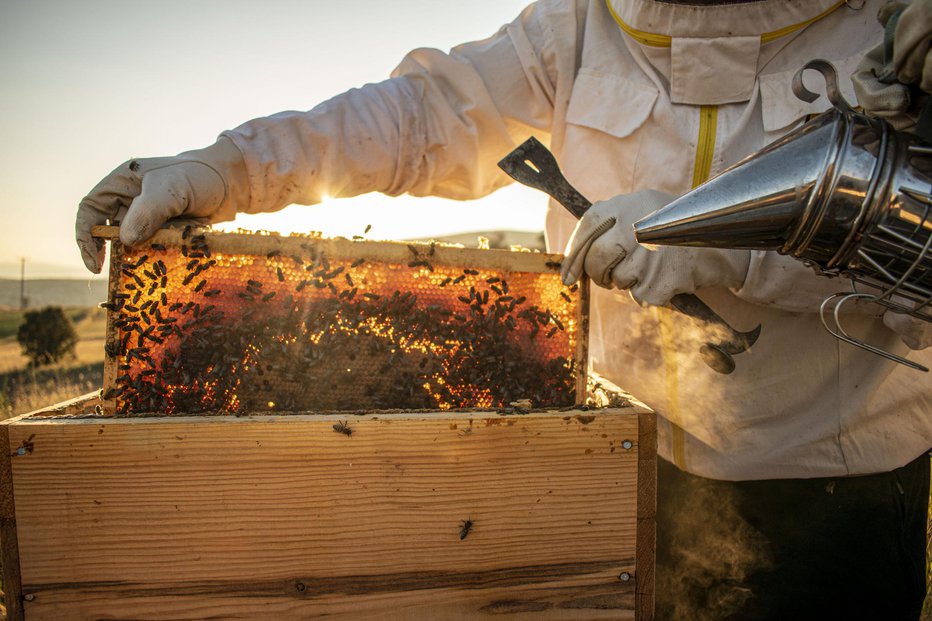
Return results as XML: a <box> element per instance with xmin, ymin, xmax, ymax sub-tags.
<box><xmin>16</xmin><ymin>306</ymin><xmax>78</xmax><ymax>367</ymax></box>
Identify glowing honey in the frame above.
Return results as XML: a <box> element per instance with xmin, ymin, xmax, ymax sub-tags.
<box><xmin>99</xmin><ymin>227</ymin><xmax>586</xmax><ymax>415</ymax></box>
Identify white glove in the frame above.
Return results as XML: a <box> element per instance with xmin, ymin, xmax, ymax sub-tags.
<box><xmin>560</xmin><ymin>189</ymin><xmax>751</xmax><ymax>307</ymax></box>
<box><xmin>852</xmin><ymin>0</ymin><xmax>932</xmax><ymax>131</ymax></box>
<box><xmin>883</xmin><ymin>310</ymin><xmax>932</xmax><ymax>350</ymax></box>
<box><xmin>75</xmin><ymin>137</ymin><xmax>248</xmax><ymax>273</ymax></box>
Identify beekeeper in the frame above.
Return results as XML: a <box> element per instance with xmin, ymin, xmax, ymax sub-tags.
<box><xmin>76</xmin><ymin>0</ymin><xmax>932</xmax><ymax>617</ymax></box>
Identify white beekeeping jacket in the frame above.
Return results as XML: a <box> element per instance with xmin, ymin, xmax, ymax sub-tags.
<box><xmin>223</xmin><ymin>0</ymin><xmax>932</xmax><ymax>481</ymax></box>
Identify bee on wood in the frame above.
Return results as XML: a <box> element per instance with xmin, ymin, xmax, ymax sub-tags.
<box><xmin>545</xmin><ymin>260</ymin><xmax>562</xmax><ymax>269</ymax></box>
<box><xmin>150</xmin><ymin>243</ymin><xmax>166</xmax><ymax>251</ymax></box>
<box><xmin>332</xmin><ymin>420</ymin><xmax>353</xmax><ymax>436</ymax></box>
<box><xmin>351</xmin><ymin>258</ymin><xmax>365</xmax><ymax>268</ymax></box>
<box><xmin>267</xmin><ymin>250</ymin><xmax>282</xmax><ymax>259</ymax></box>
<box><xmin>459</xmin><ymin>518</ymin><xmax>473</xmax><ymax>540</ymax></box>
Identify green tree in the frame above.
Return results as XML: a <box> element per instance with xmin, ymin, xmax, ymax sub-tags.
<box><xmin>16</xmin><ymin>306</ymin><xmax>78</xmax><ymax>367</ymax></box>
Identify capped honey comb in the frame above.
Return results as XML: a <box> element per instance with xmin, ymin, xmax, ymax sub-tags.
<box><xmin>96</xmin><ymin>226</ymin><xmax>588</xmax><ymax>415</ymax></box>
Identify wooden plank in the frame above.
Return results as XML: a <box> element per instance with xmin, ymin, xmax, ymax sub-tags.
<box><xmin>100</xmin><ymin>239</ymin><xmax>123</xmax><ymax>413</ymax></box>
<box><xmin>21</xmin><ymin>392</ymin><xmax>100</xmax><ymax>419</ymax></box>
<box><xmin>8</xmin><ymin>409</ymin><xmax>643</xmax><ymax>620</ymax></box>
<box><xmin>636</xmin><ymin>412</ymin><xmax>657</xmax><ymax>621</ymax></box>
<box><xmin>574</xmin><ymin>277</ymin><xmax>591</xmax><ymax>405</ymax></box>
<box><xmin>90</xmin><ymin>225</ymin><xmax>566</xmax><ymax>275</ymax></box>
<box><xmin>22</xmin><ymin>570</ymin><xmax>634</xmax><ymax>620</ymax></box>
<box><xmin>0</xmin><ymin>422</ymin><xmax>24</xmax><ymax>621</ymax></box>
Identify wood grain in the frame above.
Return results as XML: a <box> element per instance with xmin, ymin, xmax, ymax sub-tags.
<box><xmin>0</xmin><ymin>422</ymin><xmax>24</xmax><ymax>621</ymax></box>
<box><xmin>6</xmin><ymin>408</ymin><xmax>649</xmax><ymax>620</ymax></box>
<box><xmin>636</xmin><ymin>412</ymin><xmax>657</xmax><ymax>621</ymax></box>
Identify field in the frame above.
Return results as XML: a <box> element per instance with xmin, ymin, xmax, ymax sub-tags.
<box><xmin>0</xmin><ymin>307</ymin><xmax>105</xmax><ymax>419</ymax></box>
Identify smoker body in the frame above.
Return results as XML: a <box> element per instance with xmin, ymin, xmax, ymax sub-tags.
<box><xmin>635</xmin><ymin>60</ymin><xmax>932</xmax><ymax>369</ymax></box>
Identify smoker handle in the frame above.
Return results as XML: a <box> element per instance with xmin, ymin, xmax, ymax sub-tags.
<box><xmin>498</xmin><ymin>137</ymin><xmax>762</xmax><ymax>375</ymax></box>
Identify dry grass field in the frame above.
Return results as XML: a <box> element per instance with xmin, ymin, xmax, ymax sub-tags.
<box><xmin>0</xmin><ymin>307</ymin><xmax>105</xmax><ymax>420</ymax></box>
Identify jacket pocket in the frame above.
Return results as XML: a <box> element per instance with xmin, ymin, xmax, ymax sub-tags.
<box><xmin>759</xmin><ymin>52</ymin><xmax>862</xmax><ymax>135</ymax></box>
<box><xmin>566</xmin><ymin>68</ymin><xmax>658</xmax><ymax>138</ymax></box>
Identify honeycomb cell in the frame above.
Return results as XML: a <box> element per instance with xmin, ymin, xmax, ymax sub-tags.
<box><xmin>101</xmin><ymin>229</ymin><xmax>585</xmax><ymax>415</ymax></box>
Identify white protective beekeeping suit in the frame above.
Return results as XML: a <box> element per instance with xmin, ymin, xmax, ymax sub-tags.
<box><xmin>78</xmin><ymin>0</ymin><xmax>932</xmax><ymax>481</ymax></box>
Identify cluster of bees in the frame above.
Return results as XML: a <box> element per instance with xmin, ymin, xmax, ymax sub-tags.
<box><xmin>103</xmin><ymin>231</ymin><xmax>580</xmax><ymax>415</ymax></box>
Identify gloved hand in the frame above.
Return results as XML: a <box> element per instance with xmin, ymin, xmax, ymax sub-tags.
<box><xmin>560</xmin><ymin>189</ymin><xmax>750</xmax><ymax>307</ymax></box>
<box><xmin>75</xmin><ymin>137</ymin><xmax>248</xmax><ymax>273</ymax></box>
<box><xmin>883</xmin><ymin>310</ymin><xmax>932</xmax><ymax>350</ymax></box>
<box><xmin>852</xmin><ymin>0</ymin><xmax>932</xmax><ymax>131</ymax></box>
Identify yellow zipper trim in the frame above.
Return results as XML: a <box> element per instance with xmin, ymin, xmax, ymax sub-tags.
<box><xmin>605</xmin><ymin>0</ymin><xmax>846</xmax><ymax>47</ymax></box>
<box><xmin>662</xmin><ymin>104</ymin><xmax>719</xmax><ymax>470</ymax></box>
<box><xmin>692</xmin><ymin>105</ymin><xmax>718</xmax><ymax>187</ymax></box>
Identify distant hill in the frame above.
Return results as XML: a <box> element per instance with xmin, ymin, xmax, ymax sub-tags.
<box><xmin>0</xmin><ymin>279</ymin><xmax>108</xmax><ymax>309</ymax></box>
<box><xmin>0</xmin><ymin>260</ymin><xmax>105</xmax><ymax>281</ymax></box>
<box><xmin>418</xmin><ymin>230</ymin><xmax>546</xmax><ymax>251</ymax></box>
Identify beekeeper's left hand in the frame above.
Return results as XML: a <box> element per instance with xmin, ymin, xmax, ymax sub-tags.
<box><xmin>560</xmin><ymin>189</ymin><xmax>750</xmax><ymax>307</ymax></box>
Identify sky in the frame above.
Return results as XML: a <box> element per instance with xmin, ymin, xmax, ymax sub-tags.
<box><xmin>0</xmin><ymin>0</ymin><xmax>543</xmax><ymax>279</ymax></box>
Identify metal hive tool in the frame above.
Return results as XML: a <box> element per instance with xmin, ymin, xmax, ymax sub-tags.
<box><xmin>93</xmin><ymin>226</ymin><xmax>588</xmax><ymax>415</ymax></box>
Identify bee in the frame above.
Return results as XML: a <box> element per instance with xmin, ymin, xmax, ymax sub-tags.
<box><xmin>560</xmin><ymin>292</ymin><xmax>572</xmax><ymax>303</ymax></box>
<box><xmin>332</xmin><ymin>420</ymin><xmax>353</xmax><ymax>436</ymax></box>
<box><xmin>351</xmin><ymin>258</ymin><xmax>365</xmax><ymax>268</ymax></box>
<box><xmin>150</xmin><ymin>243</ymin><xmax>166</xmax><ymax>251</ymax></box>
<box><xmin>277</xmin><ymin>267</ymin><xmax>285</xmax><ymax>282</ymax></box>
<box><xmin>364</xmin><ymin>224</ymin><xmax>372</xmax><ymax>234</ymax></box>
<box><xmin>459</xmin><ymin>518</ymin><xmax>473</xmax><ymax>540</ymax></box>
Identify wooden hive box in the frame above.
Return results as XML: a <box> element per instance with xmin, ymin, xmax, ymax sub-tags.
<box><xmin>1</xmin><ymin>228</ymin><xmax>656</xmax><ymax>620</ymax></box>
<box><xmin>1</xmin><ymin>396</ymin><xmax>655</xmax><ymax>621</ymax></box>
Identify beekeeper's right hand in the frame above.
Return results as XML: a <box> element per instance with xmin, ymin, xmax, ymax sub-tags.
<box><xmin>75</xmin><ymin>137</ymin><xmax>248</xmax><ymax>273</ymax></box>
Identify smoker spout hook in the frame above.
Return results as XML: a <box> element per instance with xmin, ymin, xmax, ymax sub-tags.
<box><xmin>792</xmin><ymin>59</ymin><xmax>854</xmax><ymax>112</ymax></box>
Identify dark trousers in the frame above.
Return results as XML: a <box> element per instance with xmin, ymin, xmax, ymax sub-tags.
<box><xmin>655</xmin><ymin>452</ymin><xmax>930</xmax><ymax>621</ymax></box>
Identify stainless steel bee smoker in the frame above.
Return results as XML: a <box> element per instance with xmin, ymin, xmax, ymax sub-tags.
<box><xmin>634</xmin><ymin>60</ymin><xmax>932</xmax><ymax>371</ymax></box>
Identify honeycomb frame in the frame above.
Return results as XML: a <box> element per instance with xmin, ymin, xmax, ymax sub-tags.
<box><xmin>93</xmin><ymin>226</ymin><xmax>589</xmax><ymax>416</ymax></box>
